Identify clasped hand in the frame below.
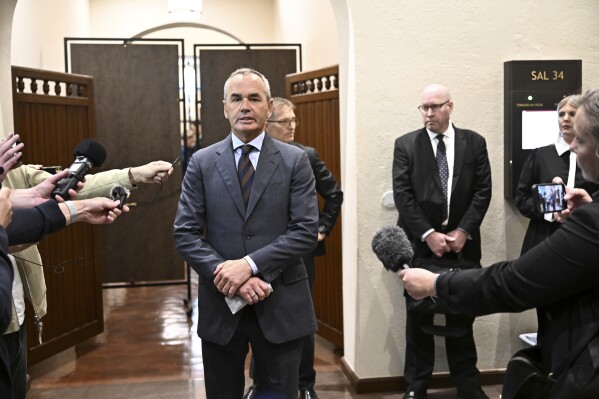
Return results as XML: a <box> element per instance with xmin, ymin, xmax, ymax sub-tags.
<box><xmin>425</xmin><ymin>230</ymin><xmax>467</xmax><ymax>257</ymax></box>
<box><xmin>213</xmin><ymin>259</ymin><xmax>253</xmax><ymax>298</ymax></box>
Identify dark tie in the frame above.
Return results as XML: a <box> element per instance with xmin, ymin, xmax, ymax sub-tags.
<box><xmin>238</xmin><ymin>144</ymin><xmax>255</xmax><ymax>207</ymax></box>
<box><xmin>436</xmin><ymin>134</ymin><xmax>449</xmax><ymax>221</ymax></box>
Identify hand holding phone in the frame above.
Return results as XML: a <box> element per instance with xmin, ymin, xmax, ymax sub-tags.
<box><xmin>532</xmin><ymin>183</ymin><xmax>566</xmax><ymax>214</ymax></box>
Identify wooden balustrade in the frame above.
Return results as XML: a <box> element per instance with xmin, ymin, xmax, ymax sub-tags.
<box><xmin>12</xmin><ymin>66</ymin><xmax>91</xmax><ymax>100</ymax></box>
<box><xmin>287</xmin><ymin>65</ymin><xmax>339</xmax><ymax>96</ymax></box>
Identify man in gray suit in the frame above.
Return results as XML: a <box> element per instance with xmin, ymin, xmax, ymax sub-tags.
<box><xmin>174</xmin><ymin>68</ymin><xmax>319</xmax><ymax>399</ymax></box>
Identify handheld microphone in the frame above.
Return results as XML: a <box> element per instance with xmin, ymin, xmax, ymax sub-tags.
<box><xmin>52</xmin><ymin>139</ymin><xmax>107</xmax><ymax>200</ymax></box>
<box><xmin>110</xmin><ymin>185</ymin><xmax>130</xmax><ymax>210</ymax></box>
<box><xmin>371</xmin><ymin>225</ymin><xmax>414</xmax><ymax>272</ymax></box>
<box><xmin>372</xmin><ymin>225</ymin><xmax>437</xmax><ymax>304</ymax></box>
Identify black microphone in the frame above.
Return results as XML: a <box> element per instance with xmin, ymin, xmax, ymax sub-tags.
<box><xmin>52</xmin><ymin>139</ymin><xmax>107</xmax><ymax>200</ymax></box>
<box><xmin>372</xmin><ymin>225</ymin><xmax>437</xmax><ymax>304</ymax></box>
<box><xmin>110</xmin><ymin>185</ymin><xmax>130</xmax><ymax>210</ymax></box>
<box><xmin>371</xmin><ymin>225</ymin><xmax>414</xmax><ymax>272</ymax></box>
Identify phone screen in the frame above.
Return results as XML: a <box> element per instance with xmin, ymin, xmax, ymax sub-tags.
<box><xmin>532</xmin><ymin>183</ymin><xmax>566</xmax><ymax>213</ymax></box>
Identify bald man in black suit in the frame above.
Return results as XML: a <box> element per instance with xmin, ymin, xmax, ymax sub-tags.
<box><xmin>392</xmin><ymin>84</ymin><xmax>491</xmax><ymax>399</ymax></box>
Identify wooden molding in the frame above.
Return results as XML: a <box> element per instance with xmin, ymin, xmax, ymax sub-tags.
<box><xmin>340</xmin><ymin>357</ymin><xmax>505</xmax><ymax>394</ymax></box>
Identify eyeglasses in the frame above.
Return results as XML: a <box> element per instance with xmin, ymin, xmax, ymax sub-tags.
<box><xmin>418</xmin><ymin>100</ymin><xmax>450</xmax><ymax>113</ymax></box>
<box><xmin>266</xmin><ymin>118</ymin><xmax>298</xmax><ymax>128</ymax></box>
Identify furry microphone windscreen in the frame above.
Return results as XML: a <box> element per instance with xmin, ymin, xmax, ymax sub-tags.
<box><xmin>371</xmin><ymin>225</ymin><xmax>414</xmax><ymax>272</ymax></box>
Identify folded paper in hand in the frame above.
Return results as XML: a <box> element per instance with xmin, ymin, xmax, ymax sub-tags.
<box><xmin>224</xmin><ymin>283</ymin><xmax>273</xmax><ymax>314</ymax></box>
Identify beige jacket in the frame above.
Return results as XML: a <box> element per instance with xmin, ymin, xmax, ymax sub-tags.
<box><xmin>3</xmin><ymin>165</ymin><xmax>135</xmax><ymax>337</ymax></box>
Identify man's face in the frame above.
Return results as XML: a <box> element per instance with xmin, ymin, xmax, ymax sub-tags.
<box><xmin>571</xmin><ymin>106</ymin><xmax>599</xmax><ymax>183</ymax></box>
<box><xmin>265</xmin><ymin>105</ymin><xmax>296</xmax><ymax>143</ymax></box>
<box><xmin>223</xmin><ymin>74</ymin><xmax>273</xmax><ymax>142</ymax></box>
<box><xmin>419</xmin><ymin>89</ymin><xmax>452</xmax><ymax>133</ymax></box>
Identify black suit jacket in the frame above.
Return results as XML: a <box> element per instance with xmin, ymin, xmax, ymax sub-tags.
<box><xmin>289</xmin><ymin>142</ymin><xmax>343</xmax><ymax>257</ymax></box>
<box><xmin>8</xmin><ymin>201</ymin><xmax>67</xmax><ymax>246</ymax></box>
<box><xmin>516</xmin><ymin>143</ymin><xmax>599</xmax><ymax>254</ymax></box>
<box><xmin>0</xmin><ymin>228</ymin><xmax>12</xmax><ymax>333</ymax></box>
<box><xmin>436</xmin><ymin>196</ymin><xmax>599</xmax><ymax>371</ymax></box>
<box><xmin>392</xmin><ymin>126</ymin><xmax>492</xmax><ymax>262</ymax></box>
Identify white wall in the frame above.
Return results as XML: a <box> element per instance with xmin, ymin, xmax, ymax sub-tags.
<box><xmin>11</xmin><ymin>0</ymin><xmax>89</xmax><ymax>72</ymax></box>
<box><xmin>336</xmin><ymin>0</ymin><xmax>599</xmax><ymax>379</ymax></box>
<box><xmin>0</xmin><ymin>0</ymin><xmax>18</xmax><ymax>134</ymax></box>
<box><xmin>273</xmin><ymin>0</ymin><xmax>338</xmax><ymax>71</ymax></box>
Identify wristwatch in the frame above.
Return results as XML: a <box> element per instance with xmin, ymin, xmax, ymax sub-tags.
<box><xmin>318</xmin><ymin>225</ymin><xmax>327</xmax><ymax>234</ymax></box>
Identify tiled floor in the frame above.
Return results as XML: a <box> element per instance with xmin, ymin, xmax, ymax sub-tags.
<box><xmin>27</xmin><ymin>277</ymin><xmax>502</xmax><ymax>398</ymax></box>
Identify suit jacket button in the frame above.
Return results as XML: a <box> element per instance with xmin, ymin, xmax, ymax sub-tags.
<box><xmin>245</xmin><ymin>234</ymin><xmax>251</xmax><ymax>240</ymax></box>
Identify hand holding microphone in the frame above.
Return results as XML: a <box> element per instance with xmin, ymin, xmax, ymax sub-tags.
<box><xmin>128</xmin><ymin>161</ymin><xmax>174</xmax><ymax>185</ymax></box>
<box><xmin>399</xmin><ymin>269</ymin><xmax>438</xmax><ymax>300</ymax></box>
<box><xmin>52</xmin><ymin>139</ymin><xmax>106</xmax><ymax>201</ymax></box>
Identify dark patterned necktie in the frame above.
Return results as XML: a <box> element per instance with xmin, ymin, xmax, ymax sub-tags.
<box><xmin>238</xmin><ymin>144</ymin><xmax>255</xmax><ymax>207</ymax></box>
<box><xmin>436</xmin><ymin>134</ymin><xmax>449</xmax><ymax>221</ymax></box>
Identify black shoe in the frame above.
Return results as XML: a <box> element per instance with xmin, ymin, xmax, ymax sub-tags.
<box><xmin>457</xmin><ymin>387</ymin><xmax>490</xmax><ymax>399</ymax></box>
<box><xmin>403</xmin><ymin>391</ymin><xmax>428</xmax><ymax>399</ymax></box>
<box><xmin>243</xmin><ymin>384</ymin><xmax>258</xmax><ymax>399</ymax></box>
<box><xmin>299</xmin><ymin>387</ymin><xmax>319</xmax><ymax>399</ymax></box>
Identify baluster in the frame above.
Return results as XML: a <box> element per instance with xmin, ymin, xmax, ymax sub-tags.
<box><xmin>67</xmin><ymin>83</ymin><xmax>73</xmax><ymax>96</ymax></box>
<box><xmin>312</xmin><ymin>78</ymin><xmax>320</xmax><ymax>93</ymax></box>
<box><xmin>16</xmin><ymin>76</ymin><xmax>25</xmax><ymax>93</ymax></box>
<box><xmin>30</xmin><ymin>78</ymin><xmax>38</xmax><ymax>94</ymax></box>
<box><xmin>330</xmin><ymin>75</ymin><xmax>337</xmax><ymax>90</ymax></box>
<box><xmin>54</xmin><ymin>81</ymin><xmax>62</xmax><ymax>96</ymax></box>
<box><xmin>292</xmin><ymin>82</ymin><xmax>299</xmax><ymax>96</ymax></box>
<box><xmin>321</xmin><ymin>77</ymin><xmax>328</xmax><ymax>91</ymax></box>
<box><xmin>42</xmin><ymin>80</ymin><xmax>50</xmax><ymax>94</ymax></box>
<box><xmin>305</xmin><ymin>80</ymin><xmax>312</xmax><ymax>94</ymax></box>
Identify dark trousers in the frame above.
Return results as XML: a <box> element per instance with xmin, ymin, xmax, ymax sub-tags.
<box><xmin>250</xmin><ymin>254</ymin><xmax>318</xmax><ymax>391</ymax></box>
<box><xmin>202</xmin><ymin>306</ymin><xmax>303</xmax><ymax>399</ymax></box>
<box><xmin>0</xmin><ymin>324</ymin><xmax>27</xmax><ymax>399</ymax></box>
<box><xmin>0</xmin><ymin>339</ymin><xmax>11</xmax><ymax>399</ymax></box>
<box><xmin>404</xmin><ymin>303</ymin><xmax>481</xmax><ymax>395</ymax></box>
<box><xmin>298</xmin><ymin>254</ymin><xmax>316</xmax><ymax>390</ymax></box>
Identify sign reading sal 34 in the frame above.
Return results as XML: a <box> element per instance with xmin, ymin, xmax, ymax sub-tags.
<box><xmin>531</xmin><ymin>70</ymin><xmax>565</xmax><ymax>80</ymax></box>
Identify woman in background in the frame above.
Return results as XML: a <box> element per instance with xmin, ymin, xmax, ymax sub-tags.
<box><xmin>516</xmin><ymin>94</ymin><xmax>599</xmax><ymax>254</ymax></box>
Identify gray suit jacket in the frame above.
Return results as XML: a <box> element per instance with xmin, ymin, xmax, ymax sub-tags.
<box><xmin>174</xmin><ymin>133</ymin><xmax>319</xmax><ymax>345</ymax></box>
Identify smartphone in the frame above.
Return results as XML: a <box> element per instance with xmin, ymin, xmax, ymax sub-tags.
<box><xmin>532</xmin><ymin>183</ymin><xmax>566</xmax><ymax>214</ymax></box>
<box><xmin>41</xmin><ymin>166</ymin><xmax>63</xmax><ymax>174</ymax></box>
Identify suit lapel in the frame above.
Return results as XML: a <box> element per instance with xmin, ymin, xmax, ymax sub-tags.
<box><xmin>214</xmin><ymin>135</ymin><xmax>246</xmax><ymax>217</ymax></box>
<box><xmin>452</xmin><ymin>127</ymin><xmax>465</xmax><ymax>196</ymax></box>
<box><xmin>416</xmin><ymin>129</ymin><xmax>444</xmax><ymax>193</ymax></box>
<box><xmin>246</xmin><ymin>135</ymin><xmax>280</xmax><ymax>217</ymax></box>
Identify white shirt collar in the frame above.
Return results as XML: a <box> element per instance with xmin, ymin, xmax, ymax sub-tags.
<box><xmin>427</xmin><ymin>121</ymin><xmax>455</xmax><ymax>141</ymax></box>
<box><xmin>231</xmin><ymin>131</ymin><xmax>265</xmax><ymax>151</ymax></box>
<box><xmin>554</xmin><ymin>135</ymin><xmax>571</xmax><ymax>156</ymax></box>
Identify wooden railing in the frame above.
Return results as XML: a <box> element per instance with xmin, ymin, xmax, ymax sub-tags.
<box><xmin>287</xmin><ymin>65</ymin><xmax>339</xmax><ymax>97</ymax></box>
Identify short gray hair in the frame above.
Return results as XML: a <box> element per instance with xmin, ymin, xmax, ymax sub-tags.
<box><xmin>579</xmin><ymin>88</ymin><xmax>599</xmax><ymax>147</ymax></box>
<box><xmin>223</xmin><ymin>68</ymin><xmax>271</xmax><ymax>100</ymax></box>
<box><xmin>271</xmin><ymin>97</ymin><xmax>295</xmax><ymax>119</ymax></box>
<box><xmin>557</xmin><ymin>94</ymin><xmax>581</xmax><ymax>111</ymax></box>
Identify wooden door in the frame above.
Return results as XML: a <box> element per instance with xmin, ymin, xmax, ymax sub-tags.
<box><xmin>12</xmin><ymin>66</ymin><xmax>103</xmax><ymax>365</ymax></box>
<box><xmin>285</xmin><ymin>66</ymin><xmax>343</xmax><ymax>348</ymax></box>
